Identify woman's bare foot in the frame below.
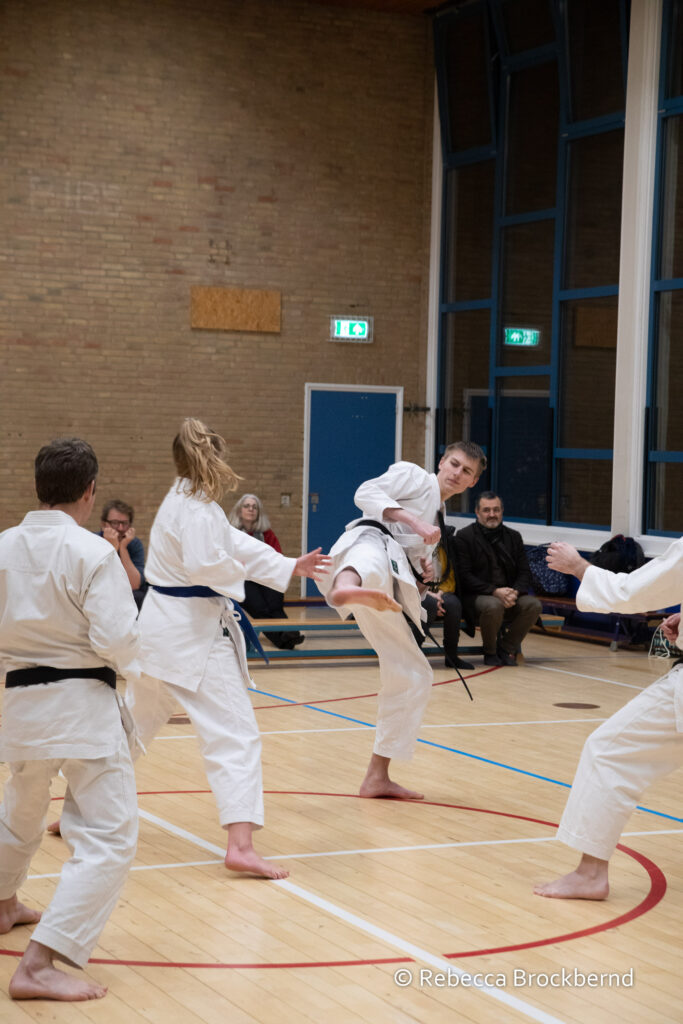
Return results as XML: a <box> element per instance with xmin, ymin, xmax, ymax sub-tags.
<box><xmin>9</xmin><ymin>941</ymin><xmax>106</xmax><ymax>1001</ymax></box>
<box><xmin>329</xmin><ymin>585</ymin><xmax>401</xmax><ymax>613</ymax></box>
<box><xmin>534</xmin><ymin>855</ymin><xmax>609</xmax><ymax>900</ymax></box>
<box><xmin>224</xmin><ymin>847</ymin><xmax>289</xmax><ymax>879</ymax></box>
<box><xmin>46</xmin><ymin>820</ymin><xmax>61</xmax><ymax>836</ymax></box>
<box><xmin>0</xmin><ymin>896</ymin><xmax>42</xmax><ymax>934</ymax></box>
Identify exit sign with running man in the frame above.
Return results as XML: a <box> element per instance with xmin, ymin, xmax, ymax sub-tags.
<box><xmin>330</xmin><ymin>316</ymin><xmax>374</xmax><ymax>343</ymax></box>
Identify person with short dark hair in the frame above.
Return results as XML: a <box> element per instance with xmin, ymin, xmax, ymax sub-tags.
<box><xmin>319</xmin><ymin>442</ymin><xmax>486</xmax><ymax>800</ymax></box>
<box><xmin>454</xmin><ymin>492</ymin><xmax>542</xmax><ymax>666</ymax></box>
<box><xmin>0</xmin><ymin>438</ymin><xmax>140</xmax><ymax>1001</ymax></box>
<box><xmin>100</xmin><ymin>499</ymin><xmax>147</xmax><ymax>609</ymax></box>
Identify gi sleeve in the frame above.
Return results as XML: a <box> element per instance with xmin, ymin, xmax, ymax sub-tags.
<box><xmin>577</xmin><ymin>538</ymin><xmax>683</xmax><ymax>615</ymax></box>
<box><xmin>82</xmin><ymin>549</ymin><xmax>141</xmax><ymax>679</ymax></box>
<box><xmin>354</xmin><ymin>462</ymin><xmax>428</xmax><ymax>521</ymax></box>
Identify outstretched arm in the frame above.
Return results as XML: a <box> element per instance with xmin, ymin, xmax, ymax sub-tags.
<box><xmin>546</xmin><ymin>542</ymin><xmax>591</xmax><ymax>580</ymax></box>
<box><xmin>292</xmin><ymin>548</ymin><xmax>332</xmax><ymax>581</ymax></box>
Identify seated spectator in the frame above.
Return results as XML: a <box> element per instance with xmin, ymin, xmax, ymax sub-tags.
<box><xmin>454</xmin><ymin>491</ymin><xmax>542</xmax><ymax>666</ymax></box>
<box><xmin>100</xmin><ymin>499</ymin><xmax>147</xmax><ymax>610</ymax></box>
<box><xmin>228</xmin><ymin>494</ymin><xmax>304</xmax><ymax>650</ymax></box>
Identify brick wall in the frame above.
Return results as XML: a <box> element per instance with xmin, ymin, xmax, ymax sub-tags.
<box><xmin>0</xmin><ymin>0</ymin><xmax>434</xmax><ymax>564</ymax></box>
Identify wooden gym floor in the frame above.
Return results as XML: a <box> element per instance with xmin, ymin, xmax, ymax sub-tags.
<box><xmin>1</xmin><ymin>630</ymin><xmax>681</xmax><ymax>1024</ymax></box>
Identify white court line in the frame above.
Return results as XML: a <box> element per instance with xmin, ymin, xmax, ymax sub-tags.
<box><xmin>134</xmin><ymin>808</ymin><xmax>567</xmax><ymax>1024</ymax></box>
<box><xmin>28</xmin><ymin>827</ymin><xmax>683</xmax><ymax>880</ymax></box>
<box><xmin>528</xmin><ymin>664</ymin><xmax>645</xmax><ymax>691</ymax></box>
<box><xmin>155</xmin><ymin>717</ymin><xmax>608</xmax><ymax>741</ymax></box>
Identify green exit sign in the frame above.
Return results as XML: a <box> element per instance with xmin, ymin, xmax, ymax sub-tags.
<box><xmin>504</xmin><ymin>327</ymin><xmax>540</xmax><ymax>347</ymax></box>
<box><xmin>330</xmin><ymin>316</ymin><xmax>373</xmax><ymax>343</ymax></box>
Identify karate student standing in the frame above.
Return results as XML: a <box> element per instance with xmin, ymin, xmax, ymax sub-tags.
<box><xmin>0</xmin><ymin>438</ymin><xmax>141</xmax><ymax>1001</ymax></box>
<box><xmin>319</xmin><ymin>442</ymin><xmax>486</xmax><ymax>800</ymax></box>
<box><xmin>125</xmin><ymin>418</ymin><xmax>329</xmax><ymax>879</ymax></box>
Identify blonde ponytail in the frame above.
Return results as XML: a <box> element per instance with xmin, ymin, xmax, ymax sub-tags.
<box><xmin>172</xmin><ymin>418</ymin><xmax>242</xmax><ymax>502</ymax></box>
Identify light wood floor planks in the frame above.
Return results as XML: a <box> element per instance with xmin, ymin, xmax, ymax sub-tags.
<box><xmin>1</xmin><ymin>632</ymin><xmax>682</xmax><ymax>1023</ymax></box>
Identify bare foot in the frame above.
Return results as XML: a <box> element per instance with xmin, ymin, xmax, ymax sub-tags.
<box><xmin>224</xmin><ymin>848</ymin><xmax>289</xmax><ymax>879</ymax></box>
<box><xmin>9</xmin><ymin>963</ymin><xmax>107</xmax><ymax>1001</ymax></box>
<box><xmin>534</xmin><ymin>869</ymin><xmax>609</xmax><ymax>901</ymax></box>
<box><xmin>46</xmin><ymin>820</ymin><xmax>61</xmax><ymax>836</ymax></box>
<box><xmin>0</xmin><ymin>897</ymin><xmax>42</xmax><ymax>934</ymax></box>
<box><xmin>359</xmin><ymin>777</ymin><xmax>425</xmax><ymax>800</ymax></box>
<box><xmin>329</xmin><ymin>585</ymin><xmax>401</xmax><ymax>613</ymax></box>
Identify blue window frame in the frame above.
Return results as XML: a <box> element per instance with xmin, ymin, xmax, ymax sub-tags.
<box><xmin>434</xmin><ymin>0</ymin><xmax>628</xmax><ymax>527</ymax></box>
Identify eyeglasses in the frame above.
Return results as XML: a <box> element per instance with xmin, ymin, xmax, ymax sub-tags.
<box><xmin>105</xmin><ymin>519</ymin><xmax>130</xmax><ymax>529</ymax></box>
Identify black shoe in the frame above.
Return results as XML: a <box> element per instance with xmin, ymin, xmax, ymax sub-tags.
<box><xmin>291</xmin><ymin>633</ymin><xmax>305</xmax><ymax>647</ymax></box>
<box><xmin>497</xmin><ymin>647</ymin><xmax>518</xmax><ymax>667</ymax></box>
<box><xmin>484</xmin><ymin>653</ymin><xmax>503</xmax><ymax>666</ymax></box>
<box><xmin>446</xmin><ymin>656</ymin><xmax>474</xmax><ymax>671</ymax></box>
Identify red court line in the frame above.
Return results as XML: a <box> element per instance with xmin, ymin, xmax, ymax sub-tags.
<box><xmin>2</xmin><ymin>794</ymin><xmax>666</xmax><ymax>970</ymax></box>
<box><xmin>253</xmin><ymin>666</ymin><xmax>499</xmax><ymax>710</ymax></box>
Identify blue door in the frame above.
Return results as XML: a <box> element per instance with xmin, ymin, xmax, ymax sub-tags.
<box><xmin>304</xmin><ymin>387</ymin><xmax>401</xmax><ymax>595</ymax></box>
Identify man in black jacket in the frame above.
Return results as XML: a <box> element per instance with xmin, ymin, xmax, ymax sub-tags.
<box><xmin>454</xmin><ymin>492</ymin><xmax>542</xmax><ymax>666</ymax></box>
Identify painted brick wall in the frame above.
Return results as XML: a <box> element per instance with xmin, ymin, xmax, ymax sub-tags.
<box><xmin>0</xmin><ymin>0</ymin><xmax>434</xmax><ymax>562</ymax></box>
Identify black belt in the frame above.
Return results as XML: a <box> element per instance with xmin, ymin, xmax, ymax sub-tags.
<box><xmin>5</xmin><ymin>666</ymin><xmax>117</xmax><ymax>689</ymax></box>
<box><xmin>356</xmin><ymin>518</ymin><xmax>428</xmax><ymax>586</ymax></box>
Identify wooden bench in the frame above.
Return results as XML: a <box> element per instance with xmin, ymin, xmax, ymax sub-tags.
<box><xmin>247</xmin><ymin>616</ymin><xmax>483</xmax><ymax>661</ymax></box>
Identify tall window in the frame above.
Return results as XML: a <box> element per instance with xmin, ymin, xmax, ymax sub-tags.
<box><xmin>434</xmin><ymin>0</ymin><xmax>628</xmax><ymax>525</ymax></box>
<box><xmin>645</xmin><ymin>0</ymin><xmax>683</xmax><ymax>534</ymax></box>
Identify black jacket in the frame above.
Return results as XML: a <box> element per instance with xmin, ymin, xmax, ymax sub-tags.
<box><xmin>453</xmin><ymin>522</ymin><xmax>533</xmax><ymax>616</ymax></box>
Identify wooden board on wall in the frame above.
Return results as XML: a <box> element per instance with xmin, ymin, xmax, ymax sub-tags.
<box><xmin>190</xmin><ymin>286</ymin><xmax>281</xmax><ymax>333</ymax></box>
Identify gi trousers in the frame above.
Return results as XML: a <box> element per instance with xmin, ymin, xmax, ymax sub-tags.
<box><xmin>335</xmin><ymin>536</ymin><xmax>434</xmax><ymax>761</ymax></box>
<box><xmin>127</xmin><ymin>629</ymin><xmax>264</xmax><ymax>828</ymax></box>
<box><xmin>557</xmin><ymin>663</ymin><xmax>683</xmax><ymax>859</ymax></box>
<box><xmin>0</xmin><ymin>736</ymin><xmax>137</xmax><ymax>967</ymax></box>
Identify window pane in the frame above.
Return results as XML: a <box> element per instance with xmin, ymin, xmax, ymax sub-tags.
<box><xmin>444</xmin><ymin>162</ymin><xmax>494</xmax><ymax>303</ymax></box>
<box><xmin>559</xmin><ymin>298</ymin><xmax>617</xmax><ymax>449</ymax></box>
<box><xmin>506</xmin><ymin>61</ymin><xmax>559</xmax><ymax>214</ymax></box>
<box><xmin>564</xmin><ymin>130</ymin><xmax>624</xmax><ymax>289</ymax></box>
<box><xmin>496</xmin><ymin>375</ymin><xmax>551</xmax><ymax>520</ymax></box>
<box><xmin>665</xmin><ymin>0</ymin><xmax>683</xmax><ymax>100</ymax></box>
<box><xmin>567</xmin><ymin>0</ymin><xmax>625</xmax><ymax>121</ymax></box>
<box><xmin>556</xmin><ymin>459</ymin><xmax>612</xmax><ymax>525</ymax></box>
<box><xmin>653</xmin><ymin>290</ymin><xmax>683</xmax><ymax>451</ymax></box>
<box><xmin>659</xmin><ymin>115</ymin><xmax>683</xmax><ymax>281</ymax></box>
<box><xmin>442</xmin><ymin>310</ymin><xmax>491</xmax><ymax>514</ymax></box>
<box><xmin>647</xmin><ymin>462</ymin><xmax>683</xmax><ymax>532</ymax></box>
<box><xmin>442</xmin><ymin>11</ymin><xmax>492</xmax><ymax>153</ymax></box>
<box><xmin>500</xmin><ymin>219</ymin><xmax>555</xmax><ymax>366</ymax></box>
<box><xmin>501</xmin><ymin>0</ymin><xmax>555</xmax><ymax>54</ymax></box>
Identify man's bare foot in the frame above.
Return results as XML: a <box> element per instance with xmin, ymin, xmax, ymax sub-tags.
<box><xmin>224</xmin><ymin>848</ymin><xmax>289</xmax><ymax>879</ymax></box>
<box><xmin>9</xmin><ymin>963</ymin><xmax>106</xmax><ymax>1001</ymax></box>
<box><xmin>359</xmin><ymin>777</ymin><xmax>424</xmax><ymax>800</ymax></box>
<box><xmin>534</xmin><ymin>856</ymin><xmax>609</xmax><ymax>900</ymax></box>
<box><xmin>329</xmin><ymin>585</ymin><xmax>401</xmax><ymax>613</ymax></box>
<box><xmin>0</xmin><ymin>897</ymin><xmax>41</xmax><ymax>934</ymax></box>
<box><xmin>46</xmin><ymin>820</ymin><xmax>61</xmax><ymax>836</ymax></box>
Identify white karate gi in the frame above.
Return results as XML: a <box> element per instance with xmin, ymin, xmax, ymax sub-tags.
<box><xmin>125</xmin><ymin>480</ymin><xmax>295</xmax><ymax>828</ymax></box>
<box><xmin>0</xmin><ymin>510</ymin><xmax>140</xmax><ymax>967</ymax></box>
<box><xmin>317</xmin><ymin>461</ymin><xmax>442</xmax><ymax>761</ymax></box>
<box><xmin>557</xmin><ymin>538</ymin><xmax>683</xmax><ymax>859</ymax></box>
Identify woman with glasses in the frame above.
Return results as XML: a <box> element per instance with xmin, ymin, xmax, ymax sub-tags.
<box><xmin>229</xmin><ymin>494</ymin><xmax>304</xmax><ymax>650</ymax></box>
<box><xmin>125</xmin><ymin>418</ymin><xmax>329</xmax><ymax>878</ymax></box>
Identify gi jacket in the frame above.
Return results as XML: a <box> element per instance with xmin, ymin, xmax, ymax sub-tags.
<box><xmin>138</xmin><ymin>480</ymin><xmax>295</xmax><ymax>691</ymax></box>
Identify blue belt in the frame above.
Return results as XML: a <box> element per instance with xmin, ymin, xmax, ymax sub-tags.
<box><xmin>150</xmin><ymin>585</ymin><xmax>269</xmax><ymax>663</ymax></box>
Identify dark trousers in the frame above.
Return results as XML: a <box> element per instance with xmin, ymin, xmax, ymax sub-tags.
<box><xmin>242</xmin><ymin>581</ymin><xmax>296</xmax><ymax>649</ymax></box>
<box><xmin>421</xmin><ymin>591</ymin><xmax>464</xmax><ymax>664</ymax></box>
<box><xmin>474</xmin><ymin>594</ymin><xmax>543</xmax><ymax>655</ymax></box>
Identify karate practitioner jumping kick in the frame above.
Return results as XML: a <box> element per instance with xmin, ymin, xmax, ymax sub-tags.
<box><xmin>318</xmin><ymin>442</ymin><xmax>486</xmax><ymax>800</ymax></box>
<box><xmin>534</xmin><ymin>539</ymin><xmax>683</xmax><ymax>900</ymax></box>
<box><xmin>125</xmin><ymin>418</ymin><xmax>330</xmax><ymax>879</ymax></box>
<box><xmin>0</xmin><ymin>438</ymin><xmax>141</xmax><ymax>1001</ymax></box>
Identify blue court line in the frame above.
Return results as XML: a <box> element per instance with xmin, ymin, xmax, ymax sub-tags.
<box><xmin>252</xmin><ymin>686</ymin><xmax>683</xmax><ymax>825</ymax></box>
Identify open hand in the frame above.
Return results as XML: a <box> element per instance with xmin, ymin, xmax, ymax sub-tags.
<box><xmin>293</xmin><ymin>547</ymin><xmax>333</xmax><ymax>581</ymax></box>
